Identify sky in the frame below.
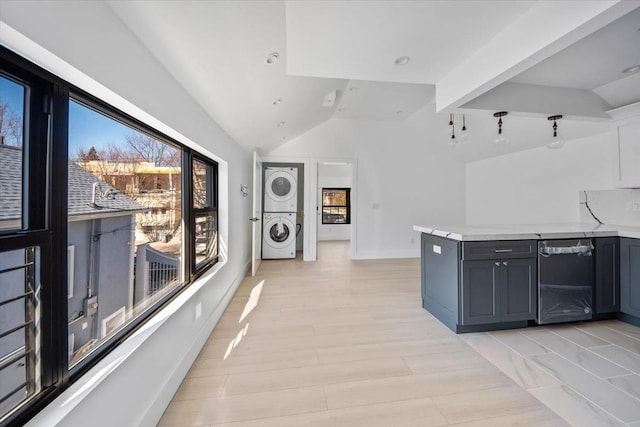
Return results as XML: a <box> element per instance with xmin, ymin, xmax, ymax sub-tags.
<box><xmin>1</xmin><ymin>73</ymin><xmax>136</xmax><ymax>156</ymax></box>
<box><xmin>0</xmin><ymin>74</ymin><xmax>25</xmax><ymax>145</ymax></box>
<box><xmin>68</xmin><ymin>100</ymin><xmax>133</xmax><ymax>156</ymax></box>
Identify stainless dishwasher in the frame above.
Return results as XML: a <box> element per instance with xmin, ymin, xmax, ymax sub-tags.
<box><xmin>537</xmin><ymin>239</ymin><xmax>594</xmax><ymax>324</ymax></box>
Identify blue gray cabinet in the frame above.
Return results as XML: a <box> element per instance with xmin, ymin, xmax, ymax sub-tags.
<box><xmin>500</xmin><ymin>258</ymin><xmax>537</xmax><ymax>322</ymax></box>
<box><xmin>421</xmin><ymin>233</ymin><xmax>536</xmax><ymax>333</ymax></box>
<box><xmin>420</xmin><ymin>233</ymin><xmax>460</xmax><ymax>332</ymax></box>
<box><xmin>461</xmin><ymin>260</ymin><xmax>499</xmax><ymax>325</ymax></box>
<box><xmin>595</xmin><ymin>237</ymin><xmax>620</xmax><ymax>314</ymax></box>
<box><xmin>461</xmin><ymin>257</ymin><xmax>536</xmax><ymax>326</ymax></box>
<box><xmin>620</xmin><ymin>238</ymin><xmax>640</xmax><ymax>318</ymax></box>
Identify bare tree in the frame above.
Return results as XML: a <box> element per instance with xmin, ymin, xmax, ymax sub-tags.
<box><xmin>0</xmin><ymin>99</ymin><xmax>23</xmax><ymax>146</ymax></box>
<box><xmin>124</xmin><ymin>133</ymin><xmax>181</xmax><ymax>167</ymax></box>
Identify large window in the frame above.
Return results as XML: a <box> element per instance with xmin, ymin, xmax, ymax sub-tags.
<box><xmin>322</xmin><ymin>188</ymin><xmax>351</xmax><ymax>224</ymax></box>
<box><xmin>66</xmin><ymin>98</ymin><xmax>185</xmax><ymax>367</ymax></box>
<box><xmin>0</xmin><ymin>47</ymin><xmax>220</xmax><ymax>425</ymax></box>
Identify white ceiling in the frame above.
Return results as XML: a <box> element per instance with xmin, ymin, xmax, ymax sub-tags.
<box><xmin>511</xmin><ymin>8</ymin><xmax>640</xmax><ymax>91</ymax></box>
<box><xmin>106</xmin><ymin>1</ymin><xmax>640</xmax><ymax>151</ymax></box>
<box><xmin>481</xmin><ymin>6</ymin><xmax>640</xmax><ymax>111</ymax></box>
<box><xmin>334</xmin><ymin>80</ymin><xmax>435</xmax><ymax>121</ymax></box>
<box><xmin>285</xmin><ymin>1</ymin><xmax>536</xmax><ymax>84</ymax></box>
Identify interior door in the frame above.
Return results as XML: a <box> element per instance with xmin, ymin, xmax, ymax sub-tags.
<box><xmin>251</xmin><ymin>151</ymin><xmax>262</xmax><ymax>276</ymax></box>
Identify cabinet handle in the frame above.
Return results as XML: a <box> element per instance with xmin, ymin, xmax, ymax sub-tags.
<box><xmin>494</xmin><ymin>249</ymin><xmax>513</xmax><ymax>253</ymax></box>
<box><xmin>503</xmin><ymin>261</ymin><xmax>508</xmax><ymax>266</ymax></box>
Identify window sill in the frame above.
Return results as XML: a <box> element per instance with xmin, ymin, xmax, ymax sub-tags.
<box><xmin>25</xmin><ymin>259</ymin><xmax>227</xmax><ymax>426</ymax></box>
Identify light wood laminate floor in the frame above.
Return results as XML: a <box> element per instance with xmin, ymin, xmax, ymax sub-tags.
<box><xmin>159</xmin><ymin>241</ymin><xmax>640</xmax><ymax>426</ymax></box>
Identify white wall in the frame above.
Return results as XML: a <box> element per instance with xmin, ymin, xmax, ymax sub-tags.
<box><xmin>268</xmin><ymin>114</ymin><xmax>467</xmax><ymax>259</ymax></box>
<box><xmin>466</xmin><ymin>132</ymin><xmax>613</xmax><ymax>225</ymax></box>
<box><xmin>318</xmin><ymin>163</ymin><xmax>352</xmax><ymax>241</ymax></box>
<box><xmin>1</xmin><ymin>2</ymin><xmax>252</xmax><ymax>426</ymax></box>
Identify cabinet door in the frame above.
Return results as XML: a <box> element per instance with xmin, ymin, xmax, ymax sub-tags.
<box><xmin>621</xmin><ymin>238</ymin><xmax>640</xmax><ymax>317</ymax></box>
<box><xmin>616</xmin><ymin>122</ymin><xmax>640</xmax><ymax>187</ymax></box>
<box><xmin>595</xmin><ymin>237</ymin><xmax>620</xmax><ymax>314</ymax></box>
<box><xmin>500</xmin><ymin>259</ymin><xmax>537</xmax><ymax>322</ymax></box>
<box><xmin>461</xmin><ymin>260</ymin><xmax>499</xmax><ymax>325</ymax></box>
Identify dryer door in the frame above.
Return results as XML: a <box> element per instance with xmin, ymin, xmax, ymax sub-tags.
<box><xmin>265</xmin><ymin>170</ymin><xmax>297</xmax><ymax>204</ymax></box>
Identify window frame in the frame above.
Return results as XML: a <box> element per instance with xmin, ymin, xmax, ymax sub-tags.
<box><xmin>321</xmin><ymin>188</ymin><xmax>351</xmax><ymax>225</ymax></box>
<box><xmin>0</xmin><ymin>45</ymin><xmax>220</xmax><ymax>426</ymax></box>
<box><xmin>0</xmin><ymin>48</ymin><xmax>68</xmax><ymax>427</ymax></box>
<box><xmin>189</xmin><ymin>153</ymin><xmax>219</xmax><ymax>276</ymax></box>
<box><xmin>65</xmin><ymin>91</ymin><xmax>194</xmax><ymax>376</ymax></box>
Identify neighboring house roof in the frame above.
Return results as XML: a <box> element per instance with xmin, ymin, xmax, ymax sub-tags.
<box><xmin>0</xmin><ymin>145</ymin><xmax>22</xmax><ymax>222</ymax></box>
<box><xmin>0</xmin><ymin>144</ymin><xmax>146</xmax><ymax>222</ymax></box>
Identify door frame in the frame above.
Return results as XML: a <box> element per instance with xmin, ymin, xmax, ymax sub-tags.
<box><xmin>251</xmin><ymin>151</ymin><xmax>262</xmax><ymax>275</ymax></box>
<box><xmin>261</xmin><ymin>155</ymin><xmax>357</xmax><ymax>261</ymax></box>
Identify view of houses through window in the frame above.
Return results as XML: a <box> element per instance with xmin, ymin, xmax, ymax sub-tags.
<box><xmin>1</xmin><ymin>48</ymin><xmax>219</xmax><ymax>425</ymax></box>
<box><xmin>193</xmin><ymin>158</ymin><xmax>218</xmax><ymax>267</ymax></box>
<box><xmin>0</xmin><ymin>74</ymin><xmax>41</xmax><ymax>418</ymax></box>
<box><xmin>66</xmin><ymin>99</ymin><xmax>184</xmax><ymax>365</ymax></box>
<box><xmin>322</xmin><ymin>188</ymin><xmax>351</xmax><ymax>224</ymax></box>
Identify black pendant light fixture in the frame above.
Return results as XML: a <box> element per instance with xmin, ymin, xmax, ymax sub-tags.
<box><xmin>493</xmin><ymin>111</ymin><xmax>508</xmax><ymax>145</ymax></box>
<box><xmin>448</xmin><ymin>113</ymin><xmax>457</xmax><ymax>146</ymax></box>
<box><xmin>546</xmin><ymin>115</ymin><xmax>565</xmax><ymax>149</ymax></box>
<box><xmin>447</xmin><ymin>113</ymin><xmax>471</xmax><ymax>146</ymax></box>
<box><xmin>460</xmin><ymin>114</ymin><xmax>469</xmax><ymax>141</ymax></box>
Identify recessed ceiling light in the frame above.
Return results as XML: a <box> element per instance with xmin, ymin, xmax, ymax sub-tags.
<box><xmin>338</xmin><ymin>108</ymin><xmax>345</xmax><ymax>112</ymax></box>
<box><xmin>395</xmin><ymin>56</ymin><xmax>410</xmax><ymax>66</ymax></box>
<box><xmin>349</xmin><ymin>87</ymin><xmax>359</xmax><ymax>92</ymax></box>
<box><xmin>277</xmin><ymin>121</ymin><xmax>285</xmax><ymax>127</ymax></box>
<box><xmin>281</xmin><ymin>136</ymin><xmax>287</xmax><ymax>141</ymax></box>
<box><xmin>272</xmin><ymin>97</ymin><xmax>283</xmax><ymax>105</ymax></box>
<box><xmin>265</xmin><ymin>52</ymin><xmax>280</xmax><ymax>64</ymax></box>
<box><xmin>396</xmin><ymin>110</ymin><xmax>403</xmax><ymax>115</ymax></box>
<box><xmin>622</xmin><ymin>65</ymin><xmax>640</xmax><ymax>74</ymax></box>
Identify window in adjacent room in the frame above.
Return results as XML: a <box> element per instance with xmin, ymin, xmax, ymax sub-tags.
<box><xmin>322</xmin><ymin>188</ymin><xmax>350</xmax><ymax>224</ymax></box>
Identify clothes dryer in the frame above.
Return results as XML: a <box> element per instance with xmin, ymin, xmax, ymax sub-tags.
<box><xmin>264</xmin><ymin>166</ymin><xmax>297</xmax><ymax>212</ymax></box>
<box><xmin>262</xmin><ymin>212</ymin><xmax>296</xmax><ymax>259</ymax></box>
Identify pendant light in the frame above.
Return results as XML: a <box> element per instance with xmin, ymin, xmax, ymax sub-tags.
<box><xmin>546</xmin><ymin>115</ymin><xmax>565</xmax><ymax>149</ymax></box>
<box><xmin>447</xmin><ymin>113</ymin><xmax>458</xmax><ymax>147</ymax></box>
<box><xmin>459</xmin><ymin>114</ymin><xmax>469</xmax><ymax>141</ymax></box>
<box><xmin>493</xmin><ymin>111</ymin><xmax>508</xmax><ymax>145</ymax></box>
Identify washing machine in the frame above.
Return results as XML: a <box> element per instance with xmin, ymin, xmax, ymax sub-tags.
<box><xmin>262</xmin><ymin>212</ymin><xmax>296</xmax><ymax>259</ymax></box>
<box><xmin>264</xmin><ymin>166</ymin><xmax>297</xmax><ymax>212</ymax></box>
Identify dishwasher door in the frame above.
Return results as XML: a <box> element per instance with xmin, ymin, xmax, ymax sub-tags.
<box><xmin>537</xmin><ymin>239</ymin><xmax>594</xmax><ymax>325</ymax></box>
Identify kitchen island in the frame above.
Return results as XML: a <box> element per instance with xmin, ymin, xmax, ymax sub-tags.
<box><xmin>414</xmin><ymin>223</ymin><xmax>640</xmax><ymax>333</ymax></box>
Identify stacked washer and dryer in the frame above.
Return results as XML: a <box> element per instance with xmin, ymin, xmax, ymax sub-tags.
<box><xmin>262</xmin><ymin>166</ymin><xmax>298</xmax><ymax>259</ymax></box>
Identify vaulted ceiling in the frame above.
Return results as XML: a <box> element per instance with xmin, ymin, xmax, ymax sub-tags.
<box><xmin>4</xmin><ymin>1</ymin><xmax>634</xmax><ymax>152</ymax></box>
<box><xmin>106</xmin><ymin>1</ymin><xmax>639</xmax><ymax>151</ymax></box>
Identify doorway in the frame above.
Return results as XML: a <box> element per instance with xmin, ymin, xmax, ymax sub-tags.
<box><xmin>262</xmin><ymin>161</ymin><xmax>304</xmax><ymax>258</ymax></box>
<box><xmin>317</xmin><ymin>161</ymin><xmax>354</xmax><ymax>259</ymax></box>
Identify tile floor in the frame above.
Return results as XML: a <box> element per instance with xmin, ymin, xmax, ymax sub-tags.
<box><xmin>158</xmin><ymin>241</ymin><xmax>640</xmax><ymax>426</ymax></box>
<box><xmin>463</xmin><ymin>321</ymin><xmax>640</xmax><ymax>426</ymax></box>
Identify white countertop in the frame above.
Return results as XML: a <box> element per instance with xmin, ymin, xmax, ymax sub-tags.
<box><xmin>413</xmin><ymin>223</ymin><xmax>640</xmax><ymax>241</ymax></box>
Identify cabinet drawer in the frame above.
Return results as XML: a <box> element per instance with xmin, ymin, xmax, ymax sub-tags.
<box><xmin>462</xmin><ymin>240</ymin><xmax>536</xmax><ymax>260</ymax></box>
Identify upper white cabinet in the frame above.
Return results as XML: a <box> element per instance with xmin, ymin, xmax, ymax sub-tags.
<box><xmin>610</xmin><ymin>102</ymin><xmax>640</xmax><ymax>188</ymax></box>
